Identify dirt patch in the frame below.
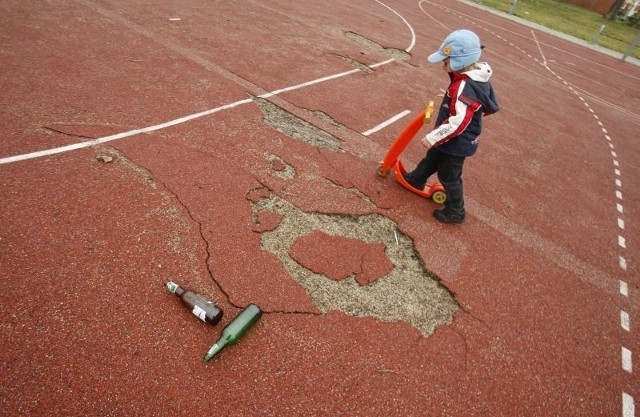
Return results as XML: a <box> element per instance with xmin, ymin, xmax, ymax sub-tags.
<box><xmin>254</xmin><ymin>97</ymin><xmax>343</xmax><ymax>150</ymax></box>
<box><xmin>251</xmin><ymin>191</ymin><xmax>459</xmax><ymax>336</ymax></box>
<box><xmin>344</xmin><ymin>31</ymin><xmax>412</xmax><ymax>62</ymax></box>
<box><xmin>265</xmin><ymin>153</ymin><xmax>295</xmax><ymax>179</ymax></box>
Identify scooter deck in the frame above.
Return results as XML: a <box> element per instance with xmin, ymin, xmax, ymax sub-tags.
<box><xmin>392</xmin><ymin>159</ymin><xmax>445</xmax><ymax>200</ymax></box>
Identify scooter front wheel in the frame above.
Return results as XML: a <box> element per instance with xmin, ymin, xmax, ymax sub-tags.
<box><xmin>376</xmin><ymin>163</ymin><xmax>389</xmax><ymax>177</ymax></box>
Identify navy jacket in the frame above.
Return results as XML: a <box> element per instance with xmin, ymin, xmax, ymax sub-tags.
<box><xmin>425</xmin><ymin>62</ymin><xmax>499</xmax><ymax>157</ymax></box>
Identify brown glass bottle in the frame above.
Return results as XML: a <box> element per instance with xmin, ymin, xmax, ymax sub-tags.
<box><xmin>166</xmin><ymin>281</ymin><xmax>223</xmax><ymax>326</ymax></box>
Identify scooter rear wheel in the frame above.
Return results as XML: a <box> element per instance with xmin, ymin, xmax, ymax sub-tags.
<box><xmin>432</xmin><ymin>191</ymin><xmax>446</xmax><ymax>204</ymax></box>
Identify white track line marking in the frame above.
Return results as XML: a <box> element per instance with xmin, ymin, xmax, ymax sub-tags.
<box><xmin>618</xmin><ymin>236</ymin><xmax>627</xmax><ymax>249</ymax></box>
<box><xmin>622</xmin><ymin>347</ymin><xmax>633</xmax><ymax>373</ymax></box>
<box><xmin>623</xmin><ymin>393</ymin><xmax>635</xmax><ymax>417</ymax></box>
<box><xmin>619</xmin><ymin>257</ymin><xmax>628</xmax><ymax>271</ymax></box>
<box><xmin>418</xmin><ymin>0</ymin><xmax>452</xmax><ymax>30</ymax></box>
<box><xmin>621</xmin><ymin>311</ymin><xmax>630</xmax><ymax>332</ymax></box>
<box><xmin>374</xmin><ymin>0</ymin><xmax>416</xmax><ymax>52</ymax></box>
<box><xmin>362</xmin><ymin>110</ymin><xmax>411</xmax><ymax>136</ymax></box>
<box><xmin>620</xmin><ymin>281</ymin><xmax>629</xmax><ymax>297</ymax></box>
<box><xmin>0</xmin><ymin>100</ymin><xmax>251</xmax><ymax>164</ymax></box>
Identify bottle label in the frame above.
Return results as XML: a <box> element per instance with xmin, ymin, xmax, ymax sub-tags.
<box><xmin>192</xmin><ymin>305</ymin><xmax>207</xmax><ymax>321</ymax></box>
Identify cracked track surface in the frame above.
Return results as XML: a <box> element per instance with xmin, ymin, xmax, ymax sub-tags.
<box><xmin>1</xmin><ymin>0</ymin><xmax>639</xmax><ymax>416</ymax></box>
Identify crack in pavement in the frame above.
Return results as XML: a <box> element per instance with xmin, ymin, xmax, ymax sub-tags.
<box><xmin>95</xmin><ymin>146</ymin><xmax>241</xmax><ymax>308</ymax></box>
<box><xmin>333</xmin><ymin>53</ymin><xmax>375</xmax><ymax>73</ymax></box>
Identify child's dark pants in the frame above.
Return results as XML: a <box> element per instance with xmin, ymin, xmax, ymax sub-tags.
<box><xmin>405</xmin><ymin>147</ymin><xmax>466</xmax><ymax>217</ymax></box>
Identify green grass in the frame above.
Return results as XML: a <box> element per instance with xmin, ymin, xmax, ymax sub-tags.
<box><xmin>473</xmin><ymin>0</ymin><xmax>640</xmax><ymax>59</ymax></box>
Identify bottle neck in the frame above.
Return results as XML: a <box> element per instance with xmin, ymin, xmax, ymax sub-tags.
<box><xmin>204</xmin><ymin>340</ymin><xmax>227</xmax><ymax>361</ymax></box>
<box><xmin>166</xmin><ymin>281</ymin><xmax>184</xmax><ymax>296</ymax></box>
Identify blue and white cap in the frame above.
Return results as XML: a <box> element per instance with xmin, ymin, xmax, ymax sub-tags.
<box><xmin>427</xmin><ymin>29</ymin><xmax>483</xmax><ymax>71</ymax></box>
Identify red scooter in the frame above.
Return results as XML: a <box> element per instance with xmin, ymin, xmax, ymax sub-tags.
<box><xmin>377</xmin><ymin>101</ymin><xmax>447</xmax><ymax>204</ymax></box>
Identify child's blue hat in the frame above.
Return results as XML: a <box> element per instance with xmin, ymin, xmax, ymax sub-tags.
<box><xmin>427</xmin><ymin>29</ymin><xmax>483</xmax><ymax>71</ymax></box>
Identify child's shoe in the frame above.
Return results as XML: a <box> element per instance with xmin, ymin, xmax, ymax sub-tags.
<box><xmin>433</xmin><ymin>209</ymin><xmax>465</xmax><ymax>224</ymax></box>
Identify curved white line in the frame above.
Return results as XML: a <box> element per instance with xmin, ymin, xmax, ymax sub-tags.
<box><xmin>0</xmin><ymin>1</ymin><xmax>416</xmax><ymax>165</ymax></box>
<box><xmin>373</xmin><ymin>0</ymin><xmax>417</xmax><ymax>52</ymax></box>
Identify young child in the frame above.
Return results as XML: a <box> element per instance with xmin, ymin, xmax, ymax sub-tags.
<box><xmin>404</xmin><ymin>29</ymin><xmax>499</xmax><ymax>224</ymax></box>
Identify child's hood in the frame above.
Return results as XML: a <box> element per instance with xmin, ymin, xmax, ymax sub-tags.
<box><xmin>462</xmin><ymin>62</ymin><xmax>499</xmax><ymax>114</ymax></box>
<box><xmin>464</xmin><ymin>62</ymin><xmax>493</xmax><ymax>82</ymax></box>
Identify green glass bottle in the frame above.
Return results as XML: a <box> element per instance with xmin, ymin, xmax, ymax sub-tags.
<box><xmin>203</xmin><ymin>304</ymin><xmax>262</xmax><ymax>361</ymax></box>
<box><xmin>166</xmin><ymin>281</ymin><xmax>223</xmax><ymax>326</ymax></box>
